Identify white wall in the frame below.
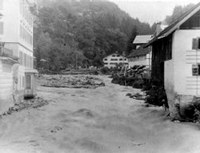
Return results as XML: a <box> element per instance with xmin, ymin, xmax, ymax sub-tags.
<box><xmin>173</xmin><ymin>30</ymin><xmax>200</xmax><ymax>95</ymax></box>
<box><xmin>103</xmin><ymin>54</ymin><xmax>128</xmax><ymax>68</ymax></box>
<box><xmin>165</xmin><ymin>60</ymin><xmax>174</xmax><ymax>95</ymax></box>
<box><xmin>2</xmin><ymin>0</ymin><xmax>20</xmax><ymax>43</ymax></box>
<box><xmin>0</xmin><ymin>61</ymin><xmax>14</xmax><ymax>114</ymax></box>
<box><xmin>128</xmin><ymin>52</ymin><xmax>151</xmax><ymax>69</ymax></box>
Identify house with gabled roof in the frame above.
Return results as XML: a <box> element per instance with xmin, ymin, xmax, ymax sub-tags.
<box><xmin>146</xmin><ymin>2</ymin><xmax>200</xmax><ymax>118</ymax></box>
<box><xmin>128</xmin><ymin>35</ymin><xmax>152</xmax><ymax>70</ymax></box>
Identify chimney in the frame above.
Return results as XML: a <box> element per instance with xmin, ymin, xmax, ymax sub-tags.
<box><xmin>155</xmin><ymin>22</ymin><xmax>162</xmax><ymax>36</ymax></box>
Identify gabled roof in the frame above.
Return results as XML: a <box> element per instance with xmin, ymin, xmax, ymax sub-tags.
<box><xmin>133</xmin><ymin>35</ymin><xmax>152</xmax><ymax>44</ymax></box>
<box><xmin>103</xmin><ymin>53</ymin><xmax>126</xmax><ymax>59</ymax></box>
<box><xmin>127</xmin><ymin>46</ymin><xmax>151</xmax><ymax>58</ymax></box>
<box><xmin>146</xmin><ymin>2</ymin><xmax>200</xmax><ymax>46</ymax></box>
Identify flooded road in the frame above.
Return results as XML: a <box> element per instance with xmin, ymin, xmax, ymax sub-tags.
<box><xmin>0</xmin><ymin>76</ymin><xmax>200</xmax><ymax>153</ymax></box>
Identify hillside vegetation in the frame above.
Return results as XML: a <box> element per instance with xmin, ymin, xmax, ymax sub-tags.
<box><xmin>34</xmin><ymin>0</ymin><xmax>155</xmax><ymax>72</ymax></box>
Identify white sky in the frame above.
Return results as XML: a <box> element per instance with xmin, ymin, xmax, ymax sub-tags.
<box><xmin>109</xmin><ymin>0</ymin><xmax>200</xmax><ymax>25</ymax></box>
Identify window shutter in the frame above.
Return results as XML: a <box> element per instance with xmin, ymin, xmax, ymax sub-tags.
<box><xmin>192</xmin><ymin>38</ymin><xmax>198</xmax><ymax>50</ymax></box>
<box><xmin>192</xmin><ymin>64</ymin><xmax>198</xmax><ymax>76</ymax></box>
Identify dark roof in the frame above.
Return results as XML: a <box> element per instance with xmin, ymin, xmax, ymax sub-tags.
<box><xmin>146</xmin><ymin>2</ymin><xmax>200</xmax><ymax>46</ymax></box>
<box><xmin>128</xmin><ymin>47</ymin><xmax>150</xmax><ymax>58</ymax></box>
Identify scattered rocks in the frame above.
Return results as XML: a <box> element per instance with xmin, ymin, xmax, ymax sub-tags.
<box><xmin>50</xmin><ymin>126</ymin><xmax>63</xmax><ymax>133</ymax></box>
<box><xmin>38</xmin><ymin>75</ymin><xmax>105</xmax><ymax>89</ymax></box>
<box><xmin>0</xmin><ymin>97</ymin><xmax>49</xmax><ymax>117</ymax></box>
<box><xmin>126</xmin><ymin>92</ymin><xmax>146</xmax><ymax>100</ymax></box>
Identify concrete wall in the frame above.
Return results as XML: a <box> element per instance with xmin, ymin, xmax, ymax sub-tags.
<box><xmin>173</xmin><ymin>30</ymin><xmax>200</xmax><ymax>96</ymax></box>
<box><xmin>0</xmin><ymin>61</ymin><xmax>14</xmax><ymax>114</ymax></box>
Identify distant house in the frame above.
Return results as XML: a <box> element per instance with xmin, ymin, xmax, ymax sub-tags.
<box><xmin>128</xmin><ymin>35</ymin><xmax>152</xmax><ymax>69</ymax></box>
<box><xmin>133</xmin><ymin>35</ymin><xmax>152</xmax><ymax>49</ymax></box>
<box><xmin>103</xmin><ymin>53</ymin><xmax>128</xmax><ymax>68</ymax></box>
<box><xmin>146</xmin><ymin>2</ymin><xmax>200</xmax><ymax>117</ymax></box>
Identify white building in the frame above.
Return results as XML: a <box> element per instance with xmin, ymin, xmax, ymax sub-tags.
<box><xmin>128</xmin><ymin>35</ymin><xmax>152</xmax><ymax>69</ymax></box>
<box><xmin>147</xmin><ymin>2</ymin><xmax>200</xmax><ymax>118</ymax></box>
<box><xmin>0</xmin><ymin>0</ymin><xmax>37</xmax><ymax>113</ymax></box>
<box><xmin>103</xmin><ymin>53</ymin><xmax>128</xmax><ymax>68</ymax></box>
<box><xmin>128</xmin><ymin>47</ymin><xmax>152</xmax><ymax>69</ymax></box>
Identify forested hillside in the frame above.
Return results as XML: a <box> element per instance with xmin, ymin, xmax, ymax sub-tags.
<box><xmin>34</xmin><ymin>0</ymin><xmax>155</xmax><ymax>72</ymax></box>
<box><xmin>164</xmin><ymin>3</ymin><xmax>195</xmax><ymax>24</ymax></box>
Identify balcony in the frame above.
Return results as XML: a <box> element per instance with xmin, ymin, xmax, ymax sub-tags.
<box><xmin>0</xmin><ymin>47</ymin><xmax>19</xmax><ymax>64</ymax></box>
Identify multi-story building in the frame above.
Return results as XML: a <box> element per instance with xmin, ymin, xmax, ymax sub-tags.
<box><xmin>0</xmin><ymin>0</ymin><xmax>37</xmax><ymax>113</ymax></box>
<box><xmin>103</xmin><ymin>53</ymin><xmax>128</xmax><ymax>68</ymax></box>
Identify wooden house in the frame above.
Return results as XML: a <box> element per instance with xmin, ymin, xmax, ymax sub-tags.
<box><xmin>146</xmin><ymin>3</ymin><xmax>200</xmax><ymax>117</ymax></box>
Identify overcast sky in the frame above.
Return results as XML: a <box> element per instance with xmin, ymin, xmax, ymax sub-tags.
<box><xmin>109</xmin><ymin>0</ymin><xmax>200</xmax><ymax>25</ymax></box>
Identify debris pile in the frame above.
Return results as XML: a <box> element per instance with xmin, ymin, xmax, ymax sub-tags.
<box><xmin>126</xmin><ymin>92</ymin><xmax>146</xmax><ymax>100</ymax></box>
<box><xmin>1</xmin><ymin>97</ymin><xmax>49</xmax><ymax>117</ymax></box>
<box><xmin>39</xmin><ymin>75</ymin><xmax>105</xmax><ymax>89</ymax></box>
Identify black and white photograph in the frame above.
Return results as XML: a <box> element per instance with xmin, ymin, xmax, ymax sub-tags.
<box><xmin>0</xmin><ymin>0</ymin><xmax>200</xmax><ymax>152</ymax></box>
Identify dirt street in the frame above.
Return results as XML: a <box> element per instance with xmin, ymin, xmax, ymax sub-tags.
<box><xmin>0</xmin><ymin>76</ymin><xmax>200</xmax><ymax>153</ymax></box>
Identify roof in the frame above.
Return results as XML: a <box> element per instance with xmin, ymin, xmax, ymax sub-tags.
<box><xmin>128</xmin><ymin>47</ymin><xmax>151</xmax><ymax>58</ymax></box>
<box><xmin>133</xmin><ymin>35</ymin><xmax>152</xmax><ymax>44</ymax></box>
<box><xmin>146</xmin><ymin>2</ymin><xmax>200</xmax><ymax>46</ymax></box>
<box><xmin>103</xmin><ymin>53</ymin><xmax>126</xmax><ymax>59</ymax></box>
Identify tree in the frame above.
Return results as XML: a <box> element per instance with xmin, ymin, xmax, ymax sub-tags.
<box><xmin>125</xmin><ymin>26</ymin><xmax>137</xmax><ymax>56</ymax></box>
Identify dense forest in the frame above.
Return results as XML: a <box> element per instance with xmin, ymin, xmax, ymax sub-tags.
<box><xmin>33</xmin><ymin>0</ymin><xmax>155</xmax><ymax>72</ymax></box>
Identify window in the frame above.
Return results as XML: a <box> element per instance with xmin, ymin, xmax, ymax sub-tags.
<box><xmin>110</xmin><ymin>63</ymin><xmax>117</xmax><ymax>65</ymax></box>
<box><xmin>104</xmin><ymin>58</ymin><xmax>107</xmax><ymax>61</ymax></box>
<box><xmin>192</xmin><ymin>64</ymin><xmax>200</xmax><ymax>76</ymax></box>
<box><xmin>104</xmin><ymin>63</ymin><xmax>108</xmax><ymax>65</ymax></box>
<box><xmin>0</xmin><ymin>22</ymin><xmax>3</xmax><ymax>34</ymax></box>
<box><xmin>26</xmin><ymin>75</ymin><xmax>31</xmax><ymax>89</ymax></box>
<box><xmin>192</xmin><ymin>38</ymin><xmax>200</xmax><ymax>50</ymax></box>
<box><xmin>19</xmin><ymin>52</ymin><xmax>23</xmax><ymax>64</ymax></box>
<box><xmin>112</xmin><ymin>55</ymin><xmax>116</xmax><ymax>57</ymax></box>
<box><xmin>119</xmin><ymin>58</ymin><xmax>123</xmax><ymax>61</ymax></box>
<box><xmin>111</xmin><ymin>59</ymin><xmax>118</xmax><ymax>61</ymax></box>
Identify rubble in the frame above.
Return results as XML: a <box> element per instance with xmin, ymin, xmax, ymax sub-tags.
<box><xmin>38</xmin><ymin>75</ymin><xmax>105</xmax><ymax>89</ymax></box>
<box><xmin>0</xmin><ymin>97</ymin><xmax>49</xmax><ymax>117</ymax></box>
<box><xmin>126</xmin><ymin>92</ymin><xmax>146</xmax><ymax>100</ymax></box>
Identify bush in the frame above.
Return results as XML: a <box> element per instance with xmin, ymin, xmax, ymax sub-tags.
<box><xmin>99</xmin><ymin>67</ymin><xmax>110</xmax><ymax>75</ymax></box>
<box><xmin>144</xmin><ymin>80</ymin><xmax>168</xmax><ymax>107</ymax></box>
<box><xmin>132</xmin><ymin>79</ymin><xmax>144</xmax><ymax>89</ymax></box>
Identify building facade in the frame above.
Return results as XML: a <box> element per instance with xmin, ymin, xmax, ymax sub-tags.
<box><xmin>103</xmin><ymin>53</ymin><xmax>128</xmax><ymax>68</ymax></box>
<box><xmin>147</xmin><ymin>3</ymin><xmax>200</xmax><ymax>118</ymax></box>
<box><xmin>128</xmin><ymin>35</ymin><xmax>152</xmax><ymax>69</ymax></box>
<box><xmin>0</xmin><ymin>0</ymin><xmax>37</xmax><ymax>113</ymax></box>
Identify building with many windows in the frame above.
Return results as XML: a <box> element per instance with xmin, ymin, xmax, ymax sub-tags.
<box><xmin>103</xmin><ymin>53</ymin><xmax>128</xmax><ymax>68</ymax></box>
<box><xmin>0</xmin><ymin>0</ymin><xmax>37</xmax><ymax>113</ymax></box>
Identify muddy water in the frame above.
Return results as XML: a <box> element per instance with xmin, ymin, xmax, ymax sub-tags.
<box><xmin>0</xmin><ymin>76</ymin><xmax>200</xmax><ymax>153</ymax></box>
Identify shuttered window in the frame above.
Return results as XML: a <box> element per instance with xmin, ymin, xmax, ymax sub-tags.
<box><xmin>192</xmin><ymin>38</ymin><xmax>200</xmax><ymax>50</ymax></box>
